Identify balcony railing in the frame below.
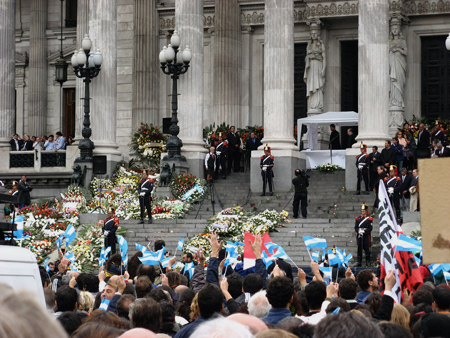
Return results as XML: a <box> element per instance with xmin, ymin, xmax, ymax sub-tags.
<box><xmin>9</xmin><ymin>150</ymin><xmax>67</xmax><ymax>169</ymax></box>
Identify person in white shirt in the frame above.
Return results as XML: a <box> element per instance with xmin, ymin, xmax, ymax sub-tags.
<box><xmin>55</xmin><ymin>131</ymin><xmax>65</xmax><ymax>151</ymax></box>
<box><xmin>45</xmin><ymin>135</ymin><xmax>57</xmax><ymax>151</ymax></box>
<box><xmin>205</xmin><ymin>147</ymin><xmax>216</xmax><ymax>184</ymax></box>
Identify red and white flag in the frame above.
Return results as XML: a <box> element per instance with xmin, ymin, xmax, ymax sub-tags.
<box><xmin>243</xmin><ymin>232</ymin><xmax>273</xmax><ymax>270</ymax></box>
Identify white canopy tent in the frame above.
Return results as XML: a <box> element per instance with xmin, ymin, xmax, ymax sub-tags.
<box><xmin>297</xmin><ymin>111</ymin><xmax>359</xmax><ymax>150</ymax></box>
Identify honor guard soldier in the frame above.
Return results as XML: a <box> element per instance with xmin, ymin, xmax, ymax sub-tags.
<box><xmin>138</xmin><ymin>170</ymin><xmax>154</xmax><ymax>224</ymax></box>
<box><xmin>9</xmin><ymin>181</ymin><xmax>19</xmax><ymax>212</ymax></box>
<box><xmin>355</xmin><ymin>143</ymin><xmax>370</xmax><ymax>195</ymax></box>
<box><xmin>215</xmin><ymin>133</ymin><xmax>227</xmax><ymax>179</ymax></box>
<box><xmin>384</xmin><ymin>165</ymin><xmax>402</xmax><ymax>222</ymax></box>
<box><xmin>103</xmin><ymin>207</ymin><xmax>119</xmax><ymax>256</ymax></box>
<box><xmin>260</xmin><ymin>144</ymin><xmax>274</xmax><ymax>196</ymax></box>
<box><xmin>354</xmin><ymin>203</ymin><xmax>373</xmax><ymax>267</ymax></box>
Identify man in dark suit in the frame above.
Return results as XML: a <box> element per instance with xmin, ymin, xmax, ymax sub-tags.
<box><xmin>245</xmin><ymin>131</ymin><xmax>261</xmax><ymax>172</ymax></box>
<box><xmin>369</xmin><ymin>146</ymin><xmax>382</xmax><ymax>190</ymax></box>
<box><xmin>9</xmin><ymin>134</ymin><xmax>23</xmax><ymax>151</ymax></box>
<box><xmin>380</xmin><ymin>140</ymin><xmax>396</xmax><ymax>170</ymax></box>
<box><xmin>416</xmin><ymin>123</ymin><xmax>430</xmax><ymax>159</ymax></box>
<box><xmin>398</xmin><ymin>167</ymin><xmax>412</xmax><ymax>222</ymax></box>
<box><xmin>329</xmin><ymin>124</ymin><xmax>341</xmax><ymax>149</ymax></box>
<box><xmin>227</xmin><ymin>126</ymin><xmax>241</xmax><ymax>173</ymax></box>
<box><xmin>21</xmin><ymin>135</ymin><xmax>33</xmax><ymax>151</ymax></box>
<box><xmin>18</xmin><ymin>175</ymin><xmax>32</xmax><ymax>209</ymax></box>
<box><xmin>347</xmin><ymin>128</ymin><xmax>357</xmax><ymax>148</ymax></box>
<box><xmin>434</xmin><ymin>142</ymin><xmax>450</xmax><ymax>157</ymax></box>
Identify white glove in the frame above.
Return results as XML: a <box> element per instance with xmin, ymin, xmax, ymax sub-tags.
<box><xmin>358</xmin><ymin>164</ymin><xmax>364</xmax><ymax>170</ymax></box>
<box><xmin>358</xmin><ymin>228</ymin><xmax>365</xmax><ymax>235</ymax></box>
<box><xmin>216</xmin><ymin>151</ymin><xmax>221</xmax><ymax>156</ymax></box>
<box><xmin>104</xmin><ymin>231</ymin><xmax>110</xmax><ymax>236</ymax></box>
<box><xmin>262</xmin><ymin>167</ymin><xmax>267</xmax><ymax>172</ymax></box>
<box><xmin>388</xmin><ymin>187</ymin><xmax>394</xmax><ymax>194</ymax></box>
<box><xmin>139</xmin><ymin>192</ymin><xmax>145</xmax><ymax>197</ymax></box>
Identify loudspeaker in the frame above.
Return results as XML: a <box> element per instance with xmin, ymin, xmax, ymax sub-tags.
<box><xmin>163</xmin><ymin>117</ymin><xmax>171</xmax><ymax>134</ymax></box>
<box><xmin>93</xmin><ymin>156</ymin><xmax>107</xmax><ymax>175</ymax></box>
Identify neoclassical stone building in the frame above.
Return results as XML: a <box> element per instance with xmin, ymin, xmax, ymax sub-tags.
<box><xmin>1</xmin><ymin>0</ymin><xmax>450</xmax><ymax>191</ymax></box>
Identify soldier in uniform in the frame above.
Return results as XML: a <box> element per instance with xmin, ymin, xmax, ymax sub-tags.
<box><xmin>215</xmin><ymin>133</ymin><xmax>227</xmax><ymax>179</ymax></box>
<box><xmin>103</xmin><ymin>207</ymin><xmax>119</xmax><ymax>256</ymax></box>
<box><xmin>354</xmin><ymin>203</ymin><xmax>373</xmax><ymax>267</ymax></box>
<box><xmin>260</xmin><ymin>144</ymin><xmax>274</xmax><ymax>196</ymax></box>
<box><xmin>138</xmin><ymin>170</ymin><xmax>154</xmax><ymax>224</ymax></box>
<box><xmin>9</xmin><ymin>181</ymin><xmax>19</xmax><ymax>212</ymax></box>
<box><xmin>384</xmin><ymin>165</ymin><xmax>402</xmax><ymax>222</ymax></box>
<box><xmin>355</xmin><ymin>143</ymin><xmax>370</xmax><ymax>195</ymax></box>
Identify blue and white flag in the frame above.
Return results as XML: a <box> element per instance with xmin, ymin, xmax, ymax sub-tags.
<box><xmin>224</xmin><ymin>250</ymin><xmax>239</xmax><ymax>267</ymax></box>
<box><xmin>156</xmin><ymin>246</ymin><xmax>166</xmax><ymax>262</ymax></box>
<box><xmin>414</xmin><ymin>255</ymin><xmax>421</xmax><ymax>267</ymax></box>
<box><xmin>394</xmin><ymin>234</ymin><xmax>422</xmax><ymax>253</ymax></box>
<box><xmin>429</xmin><ymin>263</ymin><xmax>450</xmax><ymax>276</ymax></box>
<box><xmin>117</xmin><ymin>235</ymin><xmax>128</xmax><ymax>254</ymax></box>
<box><xmin>44</xmin><ymin>258</ymin><xmax>51</xmax><ymax>274</ymax></box>
<box><xmin>311</xmin><ymin>251</ymin><xmax>320</xmax><ymax>263</ymax></box>
<box><xmin>13</xmin><ymin>229</ymin><xmax>30</xmax><ymax>241</ymax></box>
<box><xmin>264</xmin><ymin>242</ymin><xmax>279</xmax><ymax>255</ymax></box>
<box><xmin>10</xmin><ymin>214</ymin><xmax>24</xmax><ymax>223</ymax></box>
<box><xmin>177</xmin><ymin>238</ymin><xmax>185</xmax><ymax>251</ymax></box>
<box><xmin>184</xmin><ymin>262</ymin><xmax>195</xmax><ymax>279</ymax></box>
<box><xmin>328</xmin><ymin>250</ymin><xmax>341</xmax><ymax>267</ymax></box>
<box><xmin>319</xmin><ymin>266</ymin><xmax>333</xmax><ymax>280</ymax></box>
<box><xmin>99</xmin><ymin>246</ymin><xmax>111</xmax><ymax>267</ymax></box>
<box><xmin>343</xmin><ymin>253</ymin><xmax>353</xmax><ymax>266</ymax></box>
<box><xmin>161</xmin><ymin>257</ymin><xmax>173</xmax><ymax>269</ymax></box>
<box><xmin>99</xmin><ymin>298</ymin><xmax>110</xmax><ymax>311</ymax></box>
<box><xmin>303</xmin><ymin>236</ymin><xmax>327</xmax><ymax>250</ymax></box>
<box><xmin>122</xmin><ymin>254</ymin><xmax>128</xmax><ymax>267</ymax></box>
<box><xmin>64</xmin><ymin>224</ymin><xmax>76</xmax><ymax>247</ymax></box>
<box><xmin>139</xmin><ymin>252</ymin><xmax>160</xmax><ymax>266</ymax></box>
<box><xmin>135</xmin><ymin>243</ymin><xmax>149</xmax><ymax>254</ymax></box>
<box><xmin>272</xmin><ymin>246</ymin><xmax>291</xmax><ymax>262</ymax></box>
<box><xmin>56</xmin><ymin>235</ymin><xmax>64</xmax><ymax>251</ymax></box>
<box><xmin>64</xmin><ymin>251</ymin><xmax>75</xmax><ymax>263</ymax></box>
<box><xmin>444</xmin><ymin>271</ymin><xmax>450</xmax><ymax>281</ymax></box>
<box><xmin>261</xmin><ymin>251</ymin><xmax>274</xmax><ymax>269</ymax></box>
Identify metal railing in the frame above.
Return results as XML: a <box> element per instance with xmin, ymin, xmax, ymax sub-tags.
<box><xmin>9</xmin><ymin>150</ymin><xmax>67</xmax><ymax>168</ymax></box>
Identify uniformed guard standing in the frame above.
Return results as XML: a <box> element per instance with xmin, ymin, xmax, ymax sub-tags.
<box><xmin>260</xmin><ymin>144</ymin><xmax>274</xmax><ymax>196</ymax></box>
<box><xmin>355</xmin><ymin>143</ymin><xmax>370</xmax><ymax>195</ymax></box>
<box><xmin>354</xmin><ymin>203</ymin><xmax>373</xmax><ymax>267</ymax></box>
<box><xmin>103</xmin><ymin>207</ymin><xmax>119</xmax><ymax>256</ymax></box>
<box><xmin>215</xmin><ymin>133</ymin><xmax>227</xmax><ymax>179</ymax></box>
<box><xmin>384</xmin><ymin>165</ymin><xmax>401</xmax><ymax>222</ymax></box>
<box><xmin>138</xmin><ymin>170</ymin><xmax>154</xmax><ymax>224</ymax></box>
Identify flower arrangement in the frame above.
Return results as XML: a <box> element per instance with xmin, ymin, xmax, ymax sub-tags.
<box><xmin>89</xmin><ymin>177</ymin><xmax>114</xmax><ymax>196</ymax></box>
<box><xmin>316</xmin><ymin>163</ymin><xmax>343</xmax><ymax>173</ymax></box>
<box><xmin>184</xmin><ymin>233</ymin><xmax>212</xmax><ymax>257</ymax></box>
<box><xmin>169</xmin><ymin>173</ymin><xmax>206</xmax><ymax>200</ymax></box>
<box><xmin>129</xmin><ymin>123</ymin><xmax>167</xmax><ymax>166</ymax></box>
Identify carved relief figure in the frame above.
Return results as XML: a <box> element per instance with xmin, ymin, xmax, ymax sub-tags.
<box><xmin>304</xmin><ymin>20</ymin><xmax>326</xmax><ymax>113</ymax></box>
<box><xmin>389</xmin><ymin>17</ymin><xmax>407</xmax><ymax>108</ymax></box>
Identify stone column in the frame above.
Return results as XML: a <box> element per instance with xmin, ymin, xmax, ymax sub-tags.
<box><xmin>175</xmin><ymin>0</ymin><xmax>206</xmax><ymax>176</ymax></box>
<box><xmin>262</xmin><ymin>0</ymin><xmax>296</xmax><ymax>150</ymax></box>
<box><xmin>213</xmin><ymin>0</ymin><xmax>241</xmax><ymax>126</ymax></box>
<box><xmin>250</xmin><ymin>0</ymin><xmax>301</xmax><ymax>194</ymax></box>
<box><xmin>0</xmin><ymin>0</ymin><xmax>16</xmax><ymax>148</ymax></box>
<box><xmin>357</xmin><ymin>0</ymin><xmax>390</xmax><ymax>146</ymax></box>
<box><xmin>89</xmin><ymin>0</ymin><xmax>121</xmax><ymax>165</ymax></box>
<box><xmin>132</xmin><ymin>0</ymin><xmax>159</xmax><ymax>127</ymax></box>
<box><xmin>74</xmin><ymin>0</ymin><xmax>89</xmax><ymax>142</ymax></box>
<box><xmin>28</xmin><ymin>0</ymin><xmax>48</xmax><ymax>136</ymax></box>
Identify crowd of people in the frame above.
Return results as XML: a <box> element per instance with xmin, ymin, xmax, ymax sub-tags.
<box><xmin>4</xmin><ymin>232</ymin><xmax>450</xmax><ymax>338</ymax></box>
<box><xmin>9</xmin><ymin>132</ymin><xmax>74</xmax><ymax>152</ymax></box>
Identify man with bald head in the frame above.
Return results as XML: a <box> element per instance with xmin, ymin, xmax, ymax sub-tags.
<box><xmin>227</xmin><ymin>313</ymin><xmax>268</xmax><ymax>335</ymax></box>
<box><xmin>119</xmin><ymin>328</ymin><xmax>158</xmax><ymax>338</ymax></box>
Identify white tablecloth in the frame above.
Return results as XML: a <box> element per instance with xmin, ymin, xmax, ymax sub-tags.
<box><xmin>303</xmin><ymin>150</ymin><xmax>347</xmax><ymax>169</ymax></box>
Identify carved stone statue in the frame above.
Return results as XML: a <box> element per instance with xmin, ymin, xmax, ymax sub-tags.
<box><xmin>71</xmin><ymin>163</ymin><xmax>86</xmax><ymax>187</ymax></box>
<box><xmin>304</xmin><ymin>20</ymin><xmax>326</xmax><ymax>115</ymax></box>
<box><xmin>160</xmin><ymin>162</ymin><xmax>172</xmax><ymax>186</ymax></box>
<box><xmin>389</xmin><ymin>17</ymin><xmax>407</xmax><ymax>109</ymax></box>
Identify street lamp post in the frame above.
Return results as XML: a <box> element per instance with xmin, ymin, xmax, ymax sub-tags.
<box><xmin>159</xmin><ymin>31</ymin><xmax>192</xmax><ymax>161</ymax></box>
<box><xmin>71</xmin><ymin>35</ymin><xmax>103</xmax><ymax>162</ymax></box>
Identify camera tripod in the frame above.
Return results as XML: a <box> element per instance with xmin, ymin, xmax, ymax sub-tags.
<box><xmin>195</xmin><ymin>179</ymin><xmax>224</xmax><ymax>218</ymax></box>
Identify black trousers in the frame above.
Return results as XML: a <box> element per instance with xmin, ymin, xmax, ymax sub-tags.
<box><xmin>104</xmin><ymin>235</ymin><xmax>116</xmax><ymax>256</ymax></box>
<box><xmin>262</xmin><ymin>170</ymin><xmax>273</xmax><ymax>194</ymax></box>
<box><xmin>215</xmin><ymin>154</ymin><xmax>226</xmax><ymax>178</ymax></box>
<box><xmin>293</xmin><ymin>192</ymin><xmax>307</xmax><ymax>218</ymax></box>
<box><xmin>228</xmin><ymin>147</ymin><xmax>241</xmax><ymax>172</ymax></box>
<box><xmin>369</xmin><ymin>170</ymin><xmax>378</xmax><ymax>190</ymax></box>
<box><xmin>139</xmin><ymin>196</ymin><xmax>152</xmax><ymax>221</ymax></box>
<box><xmin>357</xmin><ymin>169</ymin><xmax>369</xmax><ymax>192</ymax></box>
<box><xmin>357</xmin><ymin>235</ymin><xmax>371</xmax><ymax>263</ymax></box>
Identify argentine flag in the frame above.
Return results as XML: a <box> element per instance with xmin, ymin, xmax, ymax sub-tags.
<box><xmin>64</xmin><ymin>224</ymin><xmax>76</xmax><ymax>247</ymax></box>
<box><xmin>394</xmin><ymin>234</ymin><xmax>422</xmax><ymax>253</ymax></box>
<box><xmin>177</xmin><ymin>238</ymin><xmax>185</xmax><ymax>251</ymax></box>
<box><xmin>303</xmin><ymin>236</ymin><xmax>327</xmax><ymax>250</ymax></box>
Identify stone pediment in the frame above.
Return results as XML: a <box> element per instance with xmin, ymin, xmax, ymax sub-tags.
<box><xmin>47</xmin><ymin>44</ymin><xmax>77</xmax><ymax>63</ymax></box>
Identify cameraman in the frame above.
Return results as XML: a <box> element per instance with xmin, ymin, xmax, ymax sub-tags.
<box><xmin>292</xmin><ymin>169</ymin><xmax>309</xmax><ymax>219</ymax></box>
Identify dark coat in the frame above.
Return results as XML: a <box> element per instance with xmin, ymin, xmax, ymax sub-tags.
<box><xmin>369</xmin><ymin>152</ymin><xmax>382</xmax><ymax>172</ymax></box>
<box><xmin>22</xmin><ymin>140</ymin><xmax>33</xmax><ymax>150</ymax></box>
<box><xmin>9</xmin><ymin>138</ymin><xmax>24</xmax><ymax>151</ymax></box>
<box><xmin>347</xmin><ymin>133</ymin><xmax>357</xmax><ymax>148</ymax></box>
<box><xmin>417</xmin><ymin>129</ymin><xmax>430</xmax><ymax>149</ymax></box>
<box><xmin>434</xmin><ymin>147</ymin><xmax>450</xmax><ymax>157</ymax></box>
<box><xmin>17</xmin><ymin>179</ymin><xmax>32</xmax><ymax>205</ymax></box>
<box><xmin>330</xmin><ymin>130</ymin><xmax>341</xmax><ymax>149</ymax></box>
<box><xmin>380</xmin><ymin>146</ymin><xmax>396</xmax><ymax>167</ymax></box>
<box><xmin>246</xmin><ymin>137</ymin><xmax>262</xmax><ymax>152</ymax></box>
<box><xmin>398</xmin><ymin>174</ymin><xmax>413</xmax><ymax>198</ymax></box>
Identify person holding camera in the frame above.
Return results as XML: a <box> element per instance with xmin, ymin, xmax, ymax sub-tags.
<box><xmin>292</xmin><ymin>169</ymin><xmax>309</xmax><ymax>219</ymax></box>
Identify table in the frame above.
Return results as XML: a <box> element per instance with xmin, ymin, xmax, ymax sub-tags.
<box><xmin>303</xmin><ymin>150</ymin><xmax>347</xmax><ymax>169</ymax></box>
